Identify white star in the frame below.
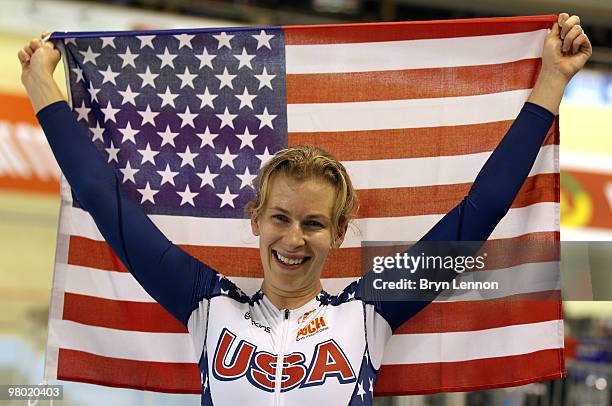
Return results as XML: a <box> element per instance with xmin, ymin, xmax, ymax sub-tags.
<box><xmin>217</xmin><ymin>186</ymin><xmax>238</xmax><ymax>208</ymax></box>
<box><xmin>356</xmin><ymin>381</ymin><xmax>366</xmax><ymax>401</ymax></box>
<box><xmin>347</xmin><ymin>291</ymin><xmax>356</xmax><ymax>300</ymax></box>
<box><xmin>255</xmin><ymin>66</ymin><xmax>275</xmax><ymax>90</ymax></box>
<box><xmin>236</xmin><ymin>127</ymin><xmax>257</xmax><ymax>149</ymax></box>
<box><xmin>197</xmin><ymin>87</ymin><xmax>217</xmax><ymax>109</ymax></box>
<box><xmin>368</xmin><ymin>377</ymin><xmax>374</xmax><ymax>394</ymax></box>
<box><xmin>100</xmin><ymin>102</ymin><xmax>120</xmax><ymax>123</ymax></box>
<box><xmin>118</xmin><ymin>47</ymin><xmax>138</xmax><ymax>68</ymax></box>
<box><xmin>178</xmin><ymin>146</ymin><xmax>198</xmax><ymax>168</ymax></box>
<box><xmin>216</xmin><ymin>107</ymin><xmax>238</xmax><ymax>129</ymax></box>
<box><xmin>137</xmin><ymin>35</ymin><xmax>155</xmax><ymax>49</ymax></box>
<box><xmin>196</xmin><ymin>48</ymin><xmax>215</xmax><ymax>69</ymax></box>
<box><xmin>234</xmin><ymin>47</ymin><xmax>255</xmax><ymax>70</ymax></box>
<box><xmin>74</xmin><ymin>101</ymin><xmax>90</xmax><ymax>122</ymax></box>
<box><xmin>177</xmin><ymin>67</ymin><xmax>197</xmax><ymax>89</ymax></box>
<box><xmin>364</xmin><ymin>350</ymin><xmax>370</xmax><ymax>364</ymax></box>
<box><xmin>138</xmin><ymin>66</ymin><xmax>158</xmax><ymax>88</ymax></box>
<box><xmin>256</xmin><ymin>147</ymin><xmax>274</xmax><ymax>165</ymax></box>
<box><xmin>156</xmin><ymin>47</ymin><xmax>177</xmax><ymax>69</ymax></box>
<box><xmin>158</xmin><ymin>125</ymin><xmax>179</xmax><ymax>147</ymax></box>
<box><xmin>253</xmin><ymin>30</ymin><xmax>274</xmax><ymax>50</ymax></box>
<box><xmin>120</xmin><ymin>161</ymin><xmax>138</xmax><ymax>184</ymax></box>
<box><xmin>64</xmin><ymin>38</ymin><xmax>77</xmax><ymax>46</ymax></box>
<box><xmin>174</xmin><ymin>33</ymin><xmax>195</xmax><ymax>49</ymax></box>
<box><xmin>178</xmin><ymin>106</ymin><xmax>197</xmax><ymax>128</ymax></box>
<box><xmin>196</xmin><ymin>126</ymin><xmax>218</xmax><ymax>148</ymax></box>
<box><xmin>178</xmin><ymin>185</ymin><xmax>197</xmax><ymax>206</ymax></box>
<box><xmin>137</xmin><ymin>182</ymin><xmax>158</xmax><ymax>204</ymax></box>
<box><xmin>256</xmin><ymin>107</ymin><xmax>276</xmax><ymax>129</ymax></box>
<box><xmin>217</xmin><ymin>147</ymin><xmax>238</xmax><ymax>169</ymax></box>
<box><xmin>198</xmin><ymin>166</ymin><xmax>218</xmax><ymax>188</ymax></box>
<box><xmin>235</xmin><ymin>87</ymin><xmax>256</xmax><ymax>110</ymax></box>
<box><xmin>90</xmin><ymin>122</ymin><xmax>104</xmax><ymax>141</ymax></box>
<box><xmin>118</xmin><ymin>122</ymin><xmax>138</xmax><ymax>144</ymax></box>
<box><xmin>157</xmin><ymin>164</ymin><xmax>178</xmax><ymax>186</ymax></box>
<box><xmin>237</xmin><ymin>167</ymin><xmax>256</xmax><ymax>189</ymax></box>
<box><xmin>101</xmin><ymin>37</ymin><xmax>116</xmax><ymax>49</ymax></box>
<box><xmin>72</xmin><ymin>67</ymin><xmax>84</xmax><ymax>82</ymax></box>
<box><xmin>138</xmin><ymin>105</ymin><xmax>159</xmax><ymax>127</ymax></box>
<box><xmin>220</xmin><ymin>288</ymin><xmax>229</xmax><ymax>295</ymax></box>
<box><xmin>158</xmin><ymin>86</ymin><xmax>179</xmax><ymax>108</ymax></box>
<box><xmin>105</xmin><ymin>141</ymin><xmax>119</xmax><ymax>163</ymax></box>
<box><xmin>100</xmin><ymin>65</ymin><xmax>119</xmax><ymax>85</ymax></box>
<box><xmin>216</xmin><ymin>67</ymin><xmax>236</xmax><ymax>90</ymax></box>
<box><xmin>87</xmin><ymin>81</ymin><xmax>100</xmax><ymax>103</ymax></box>
<box><xmin>213</xmin><ymin>32</ymin><xmax>234</xmax><ymax>49</ymax></box>
<box><xmin>138</xmin><ymin>143</ymin><xmax>159</xmax><ymax>165</ymax></box>
<box><xmin>80</xmin><ymin>46</ymin><xmax>100</xmax><ymax>65</ymax></box>
<box><xmin>118</xmin><ymin>85</ymin><xmax>138</xmax><ymax>106</ymax></box>
<box><xmin>202</xmin><ymin>375</ymin><xmax>209</xmax><ymax>391</ymax></box>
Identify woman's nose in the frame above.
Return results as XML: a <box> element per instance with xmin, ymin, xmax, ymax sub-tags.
<box><xmin>283</xmin><ymin>223</ymin><xmax>305</xmax><ymax>248</ymax></box>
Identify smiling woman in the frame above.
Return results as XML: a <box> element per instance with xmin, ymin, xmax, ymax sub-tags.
<box><xmin>18</xmin><ymin>12</ymin><xmax>591</xmax><ymax>406</ymax></box>
<box><xmin>246</xmin><ymin>145</ymin><xmax>359</xmax><ymax>309</ymax></box>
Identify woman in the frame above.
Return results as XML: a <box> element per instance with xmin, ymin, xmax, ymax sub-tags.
<box><xmin>19</xmin><ymin>13</ymin><xmax>590</xmax><ymax>405</ymax></box>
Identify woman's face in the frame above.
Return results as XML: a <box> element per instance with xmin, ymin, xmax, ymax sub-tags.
<box><xmin>251</xmin><ymin>173</ymin><xmax>342</xmax><ymax>295</ymax></box>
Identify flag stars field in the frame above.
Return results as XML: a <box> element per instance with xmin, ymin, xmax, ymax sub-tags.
<box><xmin>64</xmin><ymin>28</ymin><xmax>286</xmax><ymax>230</ymax></box>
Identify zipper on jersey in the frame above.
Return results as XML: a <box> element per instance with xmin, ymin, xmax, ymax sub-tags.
<box><xmin>274</xmin><ymin>309</ymin><xmax>290</xmax><ymax>406</ymax></box>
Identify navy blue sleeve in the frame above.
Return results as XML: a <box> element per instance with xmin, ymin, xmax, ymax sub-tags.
<box><xmin>37</xmin><ymin>101</ymin><xmax>218</xmax><ymax>327</ymax></box>
<box><xmin>363</xmin><ymin>102</ymin><xmax>555</xmax><ymax>331</ymax></box>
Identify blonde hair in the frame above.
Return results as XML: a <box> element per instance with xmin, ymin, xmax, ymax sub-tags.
<box><xmin>245</xmin><ymin>145</ymin><xmax>359</xmax><ymax>245</ymax></box>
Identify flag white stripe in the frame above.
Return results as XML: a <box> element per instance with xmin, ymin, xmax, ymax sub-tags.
<box><xmin>64</xmin><ymin>202</ymin><xmax>558</xmax><ymax>248</ymax></box>
<box><xmin>63</xmin><ymin>264</ymin><xmax>157</xmax><ymax>302</ymax></box>
<box><xmin>62</xmin><ymin>262</ymin><xmax>559</xmax><ymax>302</ymax></box>
<box><xmin>48</xmin><ymin>319</ymin><xmax>198</xmax><ymax>363</ymax></box>
<box><xmin>346</xmin><ymin>145</ymin><xmax>557</xmax><ymax>190</ymax></box>
<box><xmin>287</xmin><ymin>89</ymin><xmax>531</xmax><ymax>132</ymax></box>
<box><xmin>48</xmin><ymin>318</ymin><xmax>561</xmax><ymax>364</ymax></box>
<box><xmin>382</xmin><ymin>319</ymin><xmax>563</xmax><ymax>365</ymax></box>
<box><xmin>285</xmin><ymin>30</ymin><xmax>548</xmax><ymax>74</ymax></box>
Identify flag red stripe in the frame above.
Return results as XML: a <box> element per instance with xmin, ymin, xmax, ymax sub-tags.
<box><xmin>62</xmin><ymin>292</ymin><xmax>188</xmax><ymax>333</ymax></box>
<box><xmin>358</xmin><ymin>173</ymin><xmax>558</xmax><ymax>218</ymax></box>
<box><xmin>57</xmin><ymin>348</ymin><xmax>201</xmax><ymax>394</ymax></box>
<box><xmin>68</xmin><ymin>231</ymin><xmax>559</xmax><ymax>278</ymax></box>
<box><xmin>374</xmin><ymin>348</ymin><xmax>564</xmax><ymax>396</ymax></box>
<box><xmin>395</xmin><ymin>291</ymin><xmax>561</xmax><ymax>334</ymax></box>
<box><xmin>61</xmin><ymin>290</ymin><xmax>560</xmax><ymax>334</ymax></box>
<box><xmin>289</xmin><ymin>119</ymin><xmax>558</xmax><ymax>161</ymax></box>
<box><xmin>283</xmin><ymin>16</ymin><xmax>556</xmax><ymax>45</ymax></box>
<box><xmin>57</xmin><ymin>347</ymin><xmax>563</xmax><ymax>396</ymax></box>
<box><xmin>286</xmin><ymin>59</ymin><xmax>541</xmax><ymax>104</ymax></box>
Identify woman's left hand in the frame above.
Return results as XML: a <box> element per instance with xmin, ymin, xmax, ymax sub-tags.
<box><xmin>541</xmin><ymin>13</ymin><xmax>592</xmax><ymax>84</ymax></box>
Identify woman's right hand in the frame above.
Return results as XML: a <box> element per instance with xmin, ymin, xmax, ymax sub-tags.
<box><xmin>18</xmin><ymin>32</ymin><xmax>61</xmax><ymax>88</ymax></box>
<box><xmin>18</xmin><ymin>32</ymin><xmax>64</xmax><ymax>113</ymax></box>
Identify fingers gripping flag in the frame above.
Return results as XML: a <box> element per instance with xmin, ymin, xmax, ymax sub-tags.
<box><xmin>45</xmin><ymin>15</ymin><xmax>563</xmax><ymax>395</ymax></box>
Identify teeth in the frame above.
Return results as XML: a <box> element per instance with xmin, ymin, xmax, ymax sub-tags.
<box><xmin>276</xmin><ymin>252</ymin><xmax>305</xmax><ymax>265</ymax></box>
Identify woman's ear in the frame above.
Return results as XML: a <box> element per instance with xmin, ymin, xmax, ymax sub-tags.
<box><xmin>251</xmin><ymin>214</ymin><xmax>260</xmax><ymax>236</ymax></box>
<box><xmin>331</xmin><ymin>224</ymin><xmax>348</xmax><ymax>249</ymax></box>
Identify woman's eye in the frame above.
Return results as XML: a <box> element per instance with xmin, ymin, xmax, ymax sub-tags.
<box><xmin>305</xmin><ymin>220</ymin><xmax>324</xmax><ymax>228</ymax></box>
<box><xmin>272</xmin><ymin>214</ymin><xmax>288</xmax><ymax>222</ymax></box>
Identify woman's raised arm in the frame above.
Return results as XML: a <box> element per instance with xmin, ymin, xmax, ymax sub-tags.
<box><xmin>19</xmin><ymin>35</ymin><xmax>218</xmax><ymax>327</ymax></box>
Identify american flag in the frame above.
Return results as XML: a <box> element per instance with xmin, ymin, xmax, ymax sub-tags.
<box><xmin>45</xmin><ymin>15</ymin><xmax>564</xmax><ymax>396</ymax></box>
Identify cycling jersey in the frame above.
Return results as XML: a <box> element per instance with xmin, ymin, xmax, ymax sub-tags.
<box><xmin>37</xmin><ymin>101</ymin><xmax>554</xmax><ymax>405</ymax></box>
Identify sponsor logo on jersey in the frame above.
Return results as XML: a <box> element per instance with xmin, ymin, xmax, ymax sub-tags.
<box><xmin>297</xmin><ymin>308</ymin><xmax>317</xmax><ymax>324</ymax></box>
<box><xmin>244</xmin><ymin>311</ymin><xmax>271</xmax><ymax>333</ymax></box>
<box><xmin>212</xmin><ymin>328</ymin><xmax>355</xmax><ymax>392</ymax></box>
<box><xmin>296</xmin><ymin>316</ymin><xmax>328</xmax><ymax>341</ymax></box>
